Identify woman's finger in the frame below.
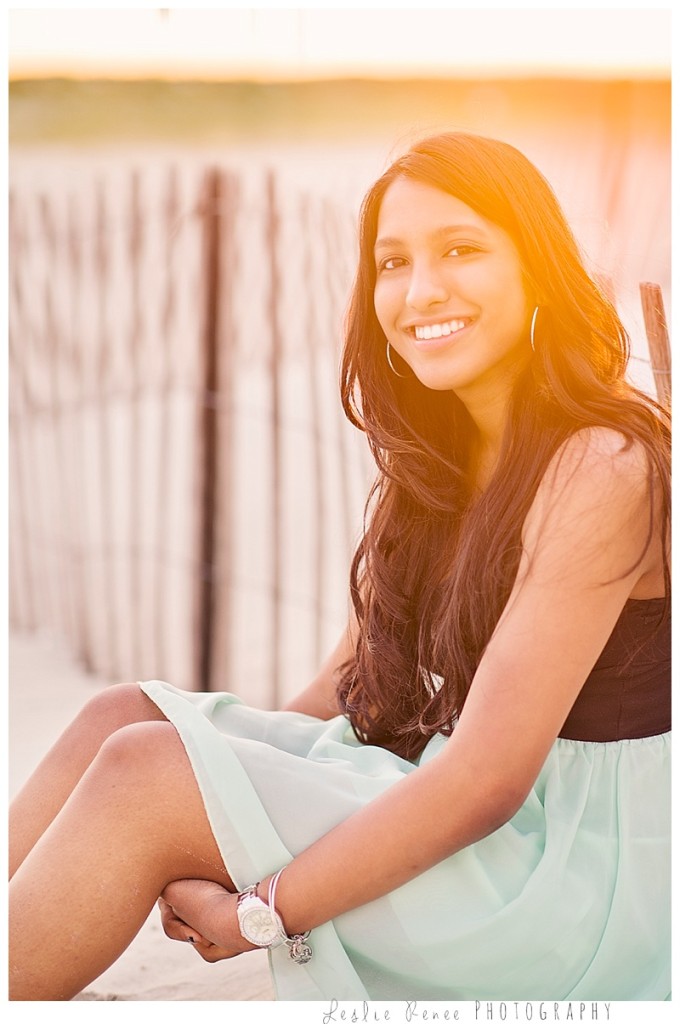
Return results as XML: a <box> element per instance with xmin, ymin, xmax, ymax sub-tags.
<box><xmin>191</xmin><ymin>942</ymin><xmax>239</xmax><ymax>963</ymax></box>
<box><xmin>157</xmin><ymin>897</ymin><xmax>206</xmax><ymax>945</ymax></box>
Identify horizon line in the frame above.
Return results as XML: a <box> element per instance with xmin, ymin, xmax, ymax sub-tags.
<box><xmin>10</xmin><ymin>68</ymin><xmax>671</xmax><ymax>85</ymax></box>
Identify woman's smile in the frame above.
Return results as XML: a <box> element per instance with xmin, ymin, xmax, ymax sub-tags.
<box><xmin>410</xmin><ymin>316</ymin><xmax>473</xmax><ymax>348</ymax></box>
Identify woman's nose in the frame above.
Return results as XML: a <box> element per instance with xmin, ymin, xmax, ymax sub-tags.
<box><xmin>405</xmin><ymin>260</ymin><xmax>449</xmax><ymax>310</ymax></box>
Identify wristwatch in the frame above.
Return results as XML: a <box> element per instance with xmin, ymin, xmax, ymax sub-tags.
<box><xmin>236</xmin><ymin>885</ymin><xmax>285</xmax><ymax>948</ymax></box>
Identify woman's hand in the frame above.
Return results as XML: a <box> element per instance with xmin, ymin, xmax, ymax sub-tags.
<box><xmin>158</xmin><ymin>878</ymin><xmax>255</xmax><ymax>962</ymax></box>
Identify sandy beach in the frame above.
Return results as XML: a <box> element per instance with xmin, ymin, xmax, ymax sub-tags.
<box><xmin>9</xmin><ymin>628</ymin><xmax>275</xmax><ymax>1001</ymax></box>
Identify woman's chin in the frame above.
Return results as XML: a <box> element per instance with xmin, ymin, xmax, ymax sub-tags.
<box><xmin>410</xmin><ymin>366</ymin><xmax>468</xmax><ymax>393</ymax></box>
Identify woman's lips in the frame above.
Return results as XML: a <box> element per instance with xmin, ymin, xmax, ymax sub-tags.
<box><xmin>411</xmin><ymin>318</ymin><xmax>473</xmax><ymax>351</ymax></box>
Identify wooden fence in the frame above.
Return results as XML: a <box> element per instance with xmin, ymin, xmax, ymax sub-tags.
<box><xmin>8</xmin><ymin>164</ymin><xmax>670</xmax><ymax>707</ymax></box>
<box><xmin>9</xmin><ymin>164</ymin><xmax>373</xmax><ymax>706</ymax></box>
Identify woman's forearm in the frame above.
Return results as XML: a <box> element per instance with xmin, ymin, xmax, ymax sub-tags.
<box><xmin>261</xmin><ymin>737</ymin><xmax>521</xmax><ymax>938</ymax></box>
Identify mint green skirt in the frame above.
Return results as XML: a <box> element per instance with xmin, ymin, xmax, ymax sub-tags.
<box><xmin>140</xmin><ymin>680</ymin><xmax>670</xmax><ymax>1001</ymax></box>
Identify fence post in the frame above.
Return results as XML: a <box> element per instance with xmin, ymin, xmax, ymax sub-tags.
<box><xmin>196</xmin><ymin>168</ymin><xmax>222</xmax><ymax>691</ymax></box>
<box><xmin>300</xmin><ymin>195</ymin><xmax>326</xmax><ymax>669</ymax></box>
<box><xmin>127</xmin><ymin>170</ymin><xmax>144</xmax><ymax>680</ymax></box>
<box><xmin>8</xmin><ymin>191</ymin><xmax>37</xmax><ymax>631</ymax></box>
<box><xmin>154</xmin><ymin>165</ymin><xmax>180</xmax><ymax>682</ymax></box>
<box><xmin>90</xmin><ymin>178</ymin><xmax>118</xmax><ymax>679</ymax></box>
<box><xmin>266</xmin><ymin>171</ymin><xmax>283</xmax><ymax>709</ymax></box>
<box><xmin>639</xmin><ymin>282</ymin><xmax>671</xmax><ymax>407</ymax></box>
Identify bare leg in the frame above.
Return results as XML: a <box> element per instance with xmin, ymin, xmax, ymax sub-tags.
<box><xmin>9</xmin><ymin>720</ymin><xmax>237</xmax><ymax>1000</ymax></box>
<box><xmin>9</xmin><ymin>683</ymin><xmax>166</xmax><ymax>877</ymax></box>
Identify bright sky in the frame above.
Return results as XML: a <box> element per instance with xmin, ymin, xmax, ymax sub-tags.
<box><xmin>8</xmin><ymin>4</ymin><xmax>672</xmax><ymax>81</ymax></box>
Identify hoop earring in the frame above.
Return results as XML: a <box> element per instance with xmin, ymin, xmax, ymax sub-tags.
<box><xmin>530</xmin><ymin>306</ymin><xmax>539</xmax><ymax>353</ymax></box>
<box><xmin>386</xmin><ymin>341</ymin><xmax>407</xmax><ymax>377</ymax></box>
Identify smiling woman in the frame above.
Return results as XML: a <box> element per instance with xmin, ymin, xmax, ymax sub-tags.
<box><xmin>338</xmin><ymin>132</ymin><xmax>670</xmax><ymax>758</ymax></box>
<box><xmin>9</xmin><ymin>132</ymin><xmax>670</xmax><ymax>1003</ymax></box>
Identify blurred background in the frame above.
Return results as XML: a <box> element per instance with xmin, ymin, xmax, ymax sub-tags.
<box><xmin>8</xmin><ymin>5</ymin><xmax>672</xmax><ymax>720</ymax></box>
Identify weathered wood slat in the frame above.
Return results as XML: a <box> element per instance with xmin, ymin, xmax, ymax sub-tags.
<box><xmin>639</xmin><ymin>282</ymin><xmax>671</xmax><ymax>407</ymax></box>
<box><xmin>93</xmin><ymin>179</ymin><xmax>118</xmax><ymax>679</ymax></box>
<box><xmin>128</xmin><ymin>170</ymin><xmax>144</xmax><ymax>679</ymax></box>
<box><xmin>8</xmin><ymin>191</ymin><xmax>36</xmax><ymax>630</ymax></box>
<box><xmin>153</xmin><ymin>165</ymin><xmax>180</xmax><ymax>682</ymax></box>
<box><xmin>196</xmin><ymin>168</ymin><xmax>222</xmax><ymax>691</ymax></box>
<box><xmin>266</xmin><ymin>171</ymin><xmax>284</xmax><ymax>708</ymax></box>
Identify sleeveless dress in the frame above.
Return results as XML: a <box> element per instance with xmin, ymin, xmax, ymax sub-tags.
<box><xmin>139</xmin><ymin>598</ymin><xmax>670</xmax><ymax>1001</ymax></box>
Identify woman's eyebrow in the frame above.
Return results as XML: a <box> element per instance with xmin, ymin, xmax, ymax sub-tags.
<box><xmin>374</xmin><ymin>224</ymin><xmax>488</xmax><ymax>252</ymax></box>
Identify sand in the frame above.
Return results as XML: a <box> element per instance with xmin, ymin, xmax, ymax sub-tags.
<box><xmin>8</xmin><ymin>628</ymin><xmax>275</xmax><ymax>1001</ymax></box>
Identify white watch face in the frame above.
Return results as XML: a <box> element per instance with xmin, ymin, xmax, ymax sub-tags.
<box><xmin>241</xmin><ymin>904</ymin><xmax>281</xmax><ymax>946</ymax></box>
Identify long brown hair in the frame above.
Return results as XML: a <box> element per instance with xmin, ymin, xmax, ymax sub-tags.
<box><xmin>336</xmin><ymin>132</ymin><xmax>670</xmax><ymax>760</ymax></box>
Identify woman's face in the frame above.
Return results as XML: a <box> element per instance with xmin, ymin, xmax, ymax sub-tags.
<box><xmin>373</xmin><ymin>177</ymin><xmax>533</xmax><ymax>409</ymax></box>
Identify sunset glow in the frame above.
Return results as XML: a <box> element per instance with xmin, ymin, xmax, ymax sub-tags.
<box><xmin>9</xmin><ymin>7</ymin><xmax>671</xmax><ymax>81</ymax></box>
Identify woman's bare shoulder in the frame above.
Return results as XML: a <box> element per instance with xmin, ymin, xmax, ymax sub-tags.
<box><xmin>530</xmin><ymin>425</ymin><xmax>653</xmax><ymax>521</ymax></box>
<box><xmin>549</xmin><ymin>425</ymin><xmax>651</xmax><ymax>479</ymax></box>
<box><xmin>519</xmin><ymin>425</ymin><xmax>660</xmax><ymax>590</ymax></box>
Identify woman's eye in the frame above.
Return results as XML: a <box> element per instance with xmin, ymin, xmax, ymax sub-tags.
<box><xmin>378</xmin><ymin>256</ymin><xmax>407</xmax><ymax>272</ymax></box>
<box><xmin>447</xmin><ymin>244</ymin><xmax>478</xmax><ymax>257</ymax></box>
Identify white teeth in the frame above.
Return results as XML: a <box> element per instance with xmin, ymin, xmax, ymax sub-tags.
<box><xmin>414</xmin><ymin>319</ymin><xmax>466</xmax><ymax>341</ymax></box>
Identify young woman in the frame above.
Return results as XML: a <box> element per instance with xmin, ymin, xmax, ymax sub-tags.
<box><xmin>9</xmin><ymin>132</ymin><xmax>670</xmax><ymax>1001</ymax></box>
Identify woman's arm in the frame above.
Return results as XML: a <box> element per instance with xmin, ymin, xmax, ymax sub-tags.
<box><xmin>281</xmin><ymin>613</ymin><xmax>358</xmax><ymax>719</ymax></box>
<box><xmin>165</xmin><ymin>428</ymin><xmax>663</xmax><ymax>950</ymax></box>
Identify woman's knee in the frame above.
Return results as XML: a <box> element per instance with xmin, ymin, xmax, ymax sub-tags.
<box><xmin>76</xmin><ymin>683</ymin><xmax>166</xmax><ymax>741</ymax></box>
<box><xmin>95</xmin><ymin>719</ymin><xmax>182</xmax><ymax>776</ymax></box>
<box><xmin>88</xmin><ymin>722</ymin><xmax>229</xmax><ymax>881</ymax></box>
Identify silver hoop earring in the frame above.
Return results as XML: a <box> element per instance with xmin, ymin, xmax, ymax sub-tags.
<box><xmin>530</xmin><ymin>306</ymin><xmax>539</xmax><ymax>353</ymax></box>
<box><xmin>386</xmin><ymin>341</ymin><xmax>407</xmax><ymax>377</ymax></box>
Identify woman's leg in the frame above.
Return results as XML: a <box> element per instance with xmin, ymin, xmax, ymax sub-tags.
<box><xmin>9</xmin><ymin>683</ymin><xmax>167</xmax><ymax>878</ymax></box>
<box><xmin>9</xmin><ymin>719</ymin><xmax>237</xmax><ymax>1001</ymax></box>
